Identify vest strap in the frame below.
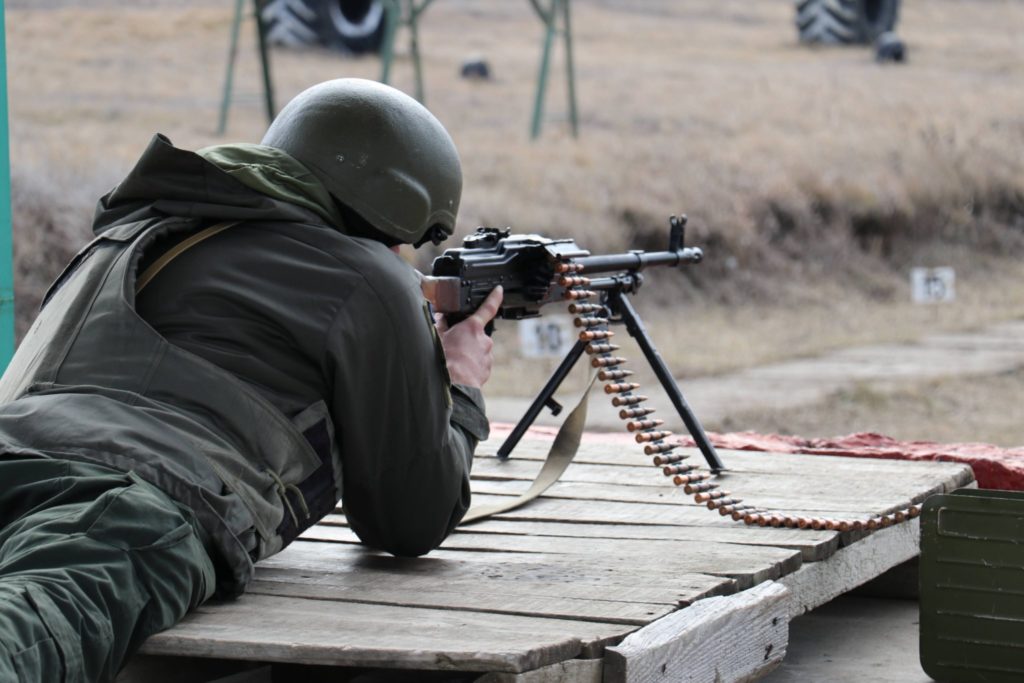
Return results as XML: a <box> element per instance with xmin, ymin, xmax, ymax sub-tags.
<box><xmin>135</xmin><ymin>221</ymin><xmax>240</xmax><ymax>294</ymax></box>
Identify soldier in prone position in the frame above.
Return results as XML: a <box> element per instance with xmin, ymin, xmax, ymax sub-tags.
<box><xmin>0</xmin><ymin>79</ymin><xmax>502</xmax><ymax>683</ymax></box>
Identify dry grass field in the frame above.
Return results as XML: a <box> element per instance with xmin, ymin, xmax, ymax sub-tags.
<box><xmin>7</xmin><ymin>0</ymin><xmax>1024</xmax><ymax>442</ymax></box>
<box><xmin>724</xmin><ymin>367</ymin><xmax>1024</xmax><ymax>448</ymax></box>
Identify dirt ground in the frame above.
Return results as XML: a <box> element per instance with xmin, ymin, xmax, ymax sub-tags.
<box><xmin>7</xmin><ymin>0</ymin><xmax>1024</xmax><ymax>445</ymax></box>
<box><xmin>722</xmin><ymin>367</ymin><xmax>1024</xmax><ymax>448</ymax></box>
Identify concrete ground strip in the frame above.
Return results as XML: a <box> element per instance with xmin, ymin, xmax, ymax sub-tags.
<box><xmin>487</xmin><ymin>320</ymin><xmax>1024</xmax><ymax>432</ymax></box>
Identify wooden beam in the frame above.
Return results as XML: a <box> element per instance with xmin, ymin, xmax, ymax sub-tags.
<box><xmin>780</xmin><ymin>518</ymin><xmax>921</xmax><ymax>617</ymax></box>
<box><xmin>604</xmin><ymin>582</ymin><xmax>789</xmax><ymax>683</ymax></box>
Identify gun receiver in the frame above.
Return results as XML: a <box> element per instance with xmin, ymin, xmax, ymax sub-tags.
<box><xmin>426</xmin><ymin>215</ymin><xmax>726</xmax><ymax>474</ymax></box>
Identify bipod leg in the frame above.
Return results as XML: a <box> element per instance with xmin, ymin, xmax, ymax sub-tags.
<box><xmin>608</xmin><ymin>291</ymin><xmax>726</xmax><ymax>473</ymax></box>
<box><xmin>496</xmin><ymin>338</ymin><xmax>588</xmax><ymax>459</ymax></box>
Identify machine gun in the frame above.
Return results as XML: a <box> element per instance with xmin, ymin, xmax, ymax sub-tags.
<box><xmin>425</xmin><ymin>215</ymin><xmax>726</xmax><ymax>474</ymax></box>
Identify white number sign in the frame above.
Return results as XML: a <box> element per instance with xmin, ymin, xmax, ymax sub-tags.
<box><xmin>518</xmin><ymin>317</ymin><xmax>574</xmax><ymax>358</ymax></box>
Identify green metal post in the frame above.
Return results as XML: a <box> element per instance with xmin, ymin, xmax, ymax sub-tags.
<box><xmin>253</xmin><ymin>0</ymin><xmax>276</xmax><ymax>124</ymax></box>
<box><xmin>562</xmin><ymin>0</ymin><xmax>579</xmax><ymax>137</ymax></box>
<box><xmin>530</xmin><ymin>0</ymin><xmax>579</xmax><ymax>139</ymax></box>
<box><xmin>411</xmin><ymin>0</ymin><xmax>436</xmax><ymax>103</ymax></box>
<box><xmin>530</xmin><ymin>0</ymin><xmax>556</xmax><ymax>139</ymax></box>
<box><xmin>217</xmin><ymin>0</ymin><xmax>246</xmax><ymax>135</ymax></box>
<box><xmin>409</xmin><ymin>2</ymin><xmax>425</xmax><ymax>103</ymax></box>
<box><xmin>380</xmin><ymin>0</ymin><xmax>435</xmax><ymax>104</ymax></box>
<box><xmin>379</xmin><ymin>0</ymin><xmax>400</xmax><ymax>84</ymax></box>
<box><xmin>0</xmin><ymin>0</ymin><xmax>13</xmax><ymax>365</ymax></box>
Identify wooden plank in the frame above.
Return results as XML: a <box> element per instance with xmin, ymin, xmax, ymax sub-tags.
<box><xmin>478</xmin><ymin>441</ymin><xmax>975</xmax><ymax>485</ymax></box>
<box><xmin>604</xmin><ymin>581</ymin><xmax>789</xmax><ymax>683</ymax></box>
<box><xmin>249</xmin><ymin>544</ymin><xmax>679</xmax><ymax>625</ymax></box>
<box><xmin>469</xmin><ymin>476</ymin><xmax>947</xmax><ymax>515</ymax></box>
<box><xmin>287</xmin><ymin>536</ymin><xmax>737</xmax><ymax>604</ymax></box>
<box><xmin>140</xmin><ymin>594</ymin><xmax>628</xmax><ymax>674</ymax></box>
<box><xmin>523</xmin><ymin>443</ymin><xmax>974</xmax><ymax>484</ymax></box>
<box><xmin>339</xmin><ymin>496</ymin><xmax>741</xmax><ymax>529</ymax></box>
<box><xmin>472</xmin><ymin>454</ymin><xmax>972</xmax><ymax>492</ymax></box>
<box><xmin>780</xmin><ymin>518</ymin><xmax>922</xmax><ymax>618</ymax></box>
<box><xmin>443</xmin><ymin>518</ymin><xmax>839</xmax><ymax>563</ymax></box>
<box><xmin>339</xmin><ymin>488</ymin><xmax>925</xmax><ymax>534</ymax></box>
<box><xmin>461</xmin><ymin>491</ymin><xmax>927</xmax><ymax>528</ymax></box>
<box><xmin>247</xmin><ymin>577</ymin><xmax>671</xmax><ymax>627</ymax></box>
<box><xmin>264</xmin><ymin>541</ymin><xmax>732</xmax><ymax>608</ymax></box>
<box><xmin>317</xmin><ymin>515</ymin><xmax>838</xmax><ymax>564</ymax></box>
<box><xmin>301</xmin><ymin>526</ymin><xmax>802</xmax><ymax>590</ymax></box>
<box><xmin>474</xmin><ymin>658</ymin><xmax>603</xmax><ymax>683</ymax></box>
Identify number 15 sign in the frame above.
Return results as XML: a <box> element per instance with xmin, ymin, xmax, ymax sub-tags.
<box><xmin>911</xmin><ymin>267</ymin><xmax>956</xmax><ymax>304</ymax></box>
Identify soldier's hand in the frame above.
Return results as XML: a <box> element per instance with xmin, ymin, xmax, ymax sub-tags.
<box><xmin>434</xmin><ymin>286</ymin><xmax>503</xmax><ymax>388</ymax></box>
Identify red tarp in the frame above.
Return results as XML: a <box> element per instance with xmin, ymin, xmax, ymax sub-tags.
<box><xmin>490</xmin><ymin>424</ymin><xmax>1024</xmax><ymax>491</ymax></box>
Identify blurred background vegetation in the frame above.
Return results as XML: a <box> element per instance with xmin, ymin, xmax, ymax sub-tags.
<box><xmin>7</xmin><ymin>0</ymin><xmax>1024</xmax><ymax>442</ymax></box>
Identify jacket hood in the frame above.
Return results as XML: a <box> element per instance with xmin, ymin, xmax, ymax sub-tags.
<box><xmin>93</xmin><ymin>134</ymin><xmax>344</xmax><ymax>235</ymax></box>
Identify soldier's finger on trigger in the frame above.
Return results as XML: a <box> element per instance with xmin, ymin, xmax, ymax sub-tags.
<box><xmin>479</xmin><ymin>286</ymin><xmax>503</xmax><ymax>322</ymax></box>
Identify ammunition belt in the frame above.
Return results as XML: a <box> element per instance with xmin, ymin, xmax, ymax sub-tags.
<box><xmin>561</xmin><ymin>280</ymin><xmax>923</xmax><ymax>533</ymax></box>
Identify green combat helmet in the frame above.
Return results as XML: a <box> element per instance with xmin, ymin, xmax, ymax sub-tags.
<box><xmin>262</xmin><ymin>78</ymin><xmax>461</xmax><ymax>246</ymax></box>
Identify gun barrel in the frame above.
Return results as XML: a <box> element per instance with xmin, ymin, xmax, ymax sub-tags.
<box><xmin>575</xmin><ymin>247</ymin><xmax>703</xmax><ymax>275</ymax></box>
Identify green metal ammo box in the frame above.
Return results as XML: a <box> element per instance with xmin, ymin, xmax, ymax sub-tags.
<box><xmin>920</xmin><ymin>488</ymin><xmax>1024</xmax><ymax>682</ymax></box>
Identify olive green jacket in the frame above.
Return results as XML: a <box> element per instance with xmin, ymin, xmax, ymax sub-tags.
<box><xmin>0</xmin><ymin>135</ymin><xmax>488</xmax><ymax>594</ymax></box>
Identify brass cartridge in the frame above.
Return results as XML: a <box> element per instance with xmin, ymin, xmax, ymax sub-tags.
<box><xmin>599</xmin><ymin>369</ymin><xmax>634</xmax><ymax>382</ymax></box>
<box><xmin>626</xmin><ymin>418</ymin><xmax>664</xmax><ymax>431</ymax></box>
<box><xmin>611</xmin><ymin>394</ymin><xmax>648</xmax><ymax>406</ymax></box>
<box><xmin>592</xmin><ymin>355</ymin><xmax>628</xmax><ymax>368</ymax></box>
<box><xmin>586</xmin><ymin>343</ymin><xmax>620</xmax><ymax>354</ymax></box>
<box><xmin>635</xmin><ymin>430</ymin><xmax>672</xmax><ymax>443</ymax></box>
<box><xmin>581</xmin><ymin>329</ymin><xmax>614</xmax><ymax>342</ymax></box>
<box><xmin>618</xmin><ymin>406</ymin><xmax>655</xmax><ymax>419</ymax></box>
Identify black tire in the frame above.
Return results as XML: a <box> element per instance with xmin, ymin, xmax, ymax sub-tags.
<box><xmin>261</xmin><ymin>0</ymin><xmax>322</xmax><ymax>48</ymax></box>
<box><xmin>261</xmin><ymin>0</ymin><xmax>386</xmax><ymax>54</ymax></box>
<box><xmin>796</xmin><ymin>0</ymin><xmax>900</xmax><ymax>45</ymax></box>
<box><xmin>315</xmin><ymin>0</ymin><xmax>386</xmax><ymax>54</ymax></box>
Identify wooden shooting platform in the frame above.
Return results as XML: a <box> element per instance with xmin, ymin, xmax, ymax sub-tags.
<box><xmin>130</xmin><ymin>433</ymin><xmax>973</xmax><ymax>682</ymax></box>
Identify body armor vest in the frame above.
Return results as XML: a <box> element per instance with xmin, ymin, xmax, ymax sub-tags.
<box><xmin>0</xmin><ymin>217</ymin><xmax>341</xmax><ymax>588</ymax></box>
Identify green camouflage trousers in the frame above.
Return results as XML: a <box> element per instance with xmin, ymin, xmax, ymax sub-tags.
<box><xmin>0</xmin><ymin>456</ymin><xmax>216</xmax><ymax>683</ymax></box>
